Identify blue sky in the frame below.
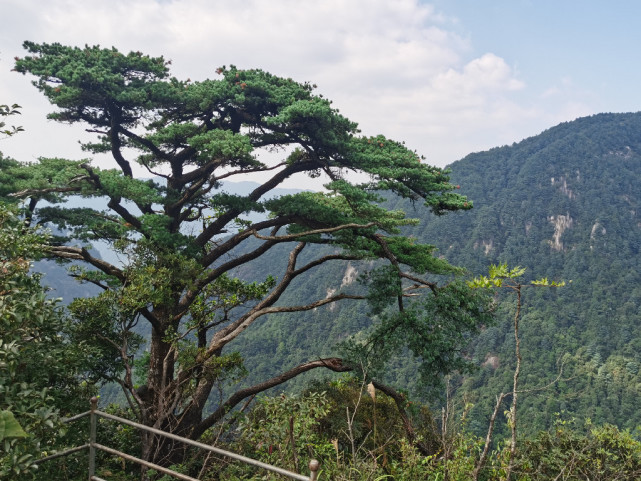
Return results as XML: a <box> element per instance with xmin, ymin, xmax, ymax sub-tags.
<box><xmin>1</xmin><ymin>0</ymin><xmax>639</xmax><ymax>187</ymax></box>
<box><xmin>435</xmin><ymin>0</ymin><xmax>641</xmax><ymax>114</ymax></box>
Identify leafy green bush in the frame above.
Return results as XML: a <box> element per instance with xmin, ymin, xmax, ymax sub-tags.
<box><xmin>0</xmin><ymin>204</ymin><xmax>91</xmax><ymax>479</ymax></box>
<box><xmin>512</xmin><ymin>419</ymin><xmax>641</xmax><ymax>480</ymax></box>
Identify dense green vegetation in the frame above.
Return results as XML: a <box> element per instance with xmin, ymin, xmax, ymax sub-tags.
<box><xmin>62</xmin><ymin>379</ymin><xmax>641</xmax><ymax>480</ymax></box>
<box><xmin>416</xmin><ymin>112</ymin><xmax>641</xmax><ymax>441</ymax></box>
<box><xmin>246</xmin><ymin>112</ymin><xmax>641</xmax><ymax>441</ymax></box>
<box><xmin>0</xmin><ymin>204</ymin><xmax>93</xmax><ymax>479</ymax></box>
<box><xmin>4</xmin><ymin>40</ymin><xmax>641</xmax><ymax>479</ymax></box>
<box><xmin>4</xmin><ymin>41</ymin><xmax>491</xmax><ymax>477</ymax></box>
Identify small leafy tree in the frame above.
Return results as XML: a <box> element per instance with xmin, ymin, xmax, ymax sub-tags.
<box><xmin>0</xmin><ymin>104</ymin><xmax>29</xmax><ymax>204</ymax></box>
<box><xmin>11</xmin><ymin>42</ymin><xmax>490</xmax><ymax>469</ymax></box>
<box><xmin>468</xmin><ymin>264</ymin><xmax>564</xmax><ymax>481</ymax></box>
<box><xmin>233</xmin><ymin>391</ymin><xmax>332</xmax><ymax>475</ymax></box>
<box><xmin>1</xmin><ymin>101</ymin><xmax>91</xmax><ymax>478</ymax></box>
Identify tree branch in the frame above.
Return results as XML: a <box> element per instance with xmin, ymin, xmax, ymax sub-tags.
<box><xmin>196</xmin><ymin>216</ymin><xmax>294</xmax><ymax>275</ymax></box>
<box><xmin>79</xmin><ymin>163</ymin><xmax>144</xmax><ymax>229</ymax></box>
<box><xmin>211</xmin><ymin>161</ymin><xmax>287</xmax><ymax>182</ymax></box>
<box><xmin>252</xmin><ymin>222</ymin><xmax>377</xmax><ymax>242</ymax></box>
<box><xmin>371</xmin><ymin>380</ymin><xmax>430</xmax><ymax>456</ymax></box>
<box><xmin>473</xmin><ymin>393</ymin><xmax>507</xmax><ymax>481</ymax></box>
<box><xmin>207</xmin><ymin>242</ymin><xmax>364</xmax><ymax>354</ymax></box>
<box><xmin>178</xmin><ymin>218</ymin><xmax>361</xmax><ymax>321</ymax></box>
<box><xmin>109</xmin><ymin>119</ymin><xmax>133</xmax><ymax>178</ymax></box>
<box><xmin>46</xmin><ymin>245</ymin><xmax>125</xmax><ymax>281</ymax></box>
<box><xmin>194</xmin><ymin>160</ymin><xmax>317</xmax><ymax>246</ymax></box>
<box><xmin>191</xmin><ymin>358</ymin><xmax>352</xmax><ymax>439</ymax></box>
<box><xmin>118</xmin><ymin>126</ymin><xmax>171</xmax><ymax>163</ymax></box>
<box><xmin>179</xmin><ymin>224</ymin><xmax>288</xmax><ymax>312</ymax></box>
<box><xmin>207</xmin><ymin>284</ymin><xmax>363</xmax><ymax>355</ymax></box>
<box><xmin>8</xmin><ymin>183</ymin><xmax>88</xmax><ymax>198</ymax></box>
<box><xmin>400</xmin><ymin>271</ymin><xmax>437</xmax><ymax>292</ymax></box>
<box><xmin>69</xmin><ymin>274</ymin><xmax>110</xmax><ymax>291</ymax></box>
<box><xmin>371</xmin><ymin>233</ymin><xmax>404</xmax><ymax>311</ymax></box>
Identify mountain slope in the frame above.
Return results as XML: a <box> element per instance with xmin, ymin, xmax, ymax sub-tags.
<box><xmin>32</xmin><ymin>112</ymin><xmax>641</xmax><ymax>437</ymax></box>
<box><xmin>237</xmin><ymin>112</ymin><xmax>641</xmax><ymax>437</ymax></box>
<box><xmin>411</xmin><ymin>112</ymin><xmax>641</xmax><ymax>436</ymax></box>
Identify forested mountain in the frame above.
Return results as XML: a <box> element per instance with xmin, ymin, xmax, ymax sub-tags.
<box><xmin>394</xmin><ymin>111</ymin><xmax>641</xmax><ymax>437</ymax></box>
<box><xmin>231</xmin><ymin>112</ymin><xmax>641</xmax><ymax>438</ymax></box>
<box><xmin>34</xmin><ymin>112</ymin><xmax>641</xmax><ymax>440</ymax></box>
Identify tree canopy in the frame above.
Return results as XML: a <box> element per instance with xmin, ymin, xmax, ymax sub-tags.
<box><xmin>11</xmin><ymin>41</ymin><xmax>490</xmax><ymax>466</ymax></box>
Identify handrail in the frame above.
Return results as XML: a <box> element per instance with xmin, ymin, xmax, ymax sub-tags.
<box><xmin>93</xmin><ymin>443</ymin><xmax>200</xmax><ymax>481</ymax></box>
<box><xmin>34</xmin><ymin>397</ymin><xmax>320</xmax><ymax>480</ymax></box>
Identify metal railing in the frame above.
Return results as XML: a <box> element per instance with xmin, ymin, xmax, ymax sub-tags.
<box><xmin>35</xmin><ymin>397</ymin><xmax>320</xmax><ymax>481</ymax></box>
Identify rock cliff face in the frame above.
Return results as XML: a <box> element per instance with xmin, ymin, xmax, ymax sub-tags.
<box><xmin>548</xmin><ymin>213</ymin><xmax>573</xmax><ymax>251</ymax></box>
<box><xmin>551</xmin><ymin>175</ymin><xmax>576</xmax><ymax>199</ymax></box>
<box><xmin>341</xmin><ymin>263</ymin><xmax>358</xmax><ymax>287</ymax></box>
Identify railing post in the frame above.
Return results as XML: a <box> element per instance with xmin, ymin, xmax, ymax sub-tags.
<box><xmin>88</xmin><ymin>396</ymin><xmax>98</xmax><ymax>481</ymax></box>
<box><xmin>308</xmin><ymin>459</ymin><xmax>320</xmax><ymax>481</ymax></box>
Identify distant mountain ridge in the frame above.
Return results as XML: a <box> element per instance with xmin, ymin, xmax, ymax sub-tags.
<box><xmin>434</xmin><ymin>112</ymin><xmax>641</xmax><ymax>267</ymax></box>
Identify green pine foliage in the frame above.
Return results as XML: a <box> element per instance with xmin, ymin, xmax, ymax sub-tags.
<box><xmin>9</xmin><ymin>41</ymin><xmax>484</xmax><ymax>470</ymax></box>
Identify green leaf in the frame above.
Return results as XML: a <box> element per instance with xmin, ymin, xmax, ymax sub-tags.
<box><xmin>0</xmin><ymin>411</ymin><xmax>28</xmax><ymax>440</ymax></box>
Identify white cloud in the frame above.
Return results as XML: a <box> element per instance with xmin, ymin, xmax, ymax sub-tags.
<box><xmin>0</xmin><ymin>0</ymin><xmax>558</xmax><ymax>178</ymax></box>
<box><xmin>434</xmin><ymin>53</ymin><xmax>525</xmax><ymax>93</ymax></box>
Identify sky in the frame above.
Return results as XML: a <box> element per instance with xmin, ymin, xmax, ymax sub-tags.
<box><xmin>1</xmin><ymin>0</ymin><xmax>640</xmax><ymax>188</ymax></box>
